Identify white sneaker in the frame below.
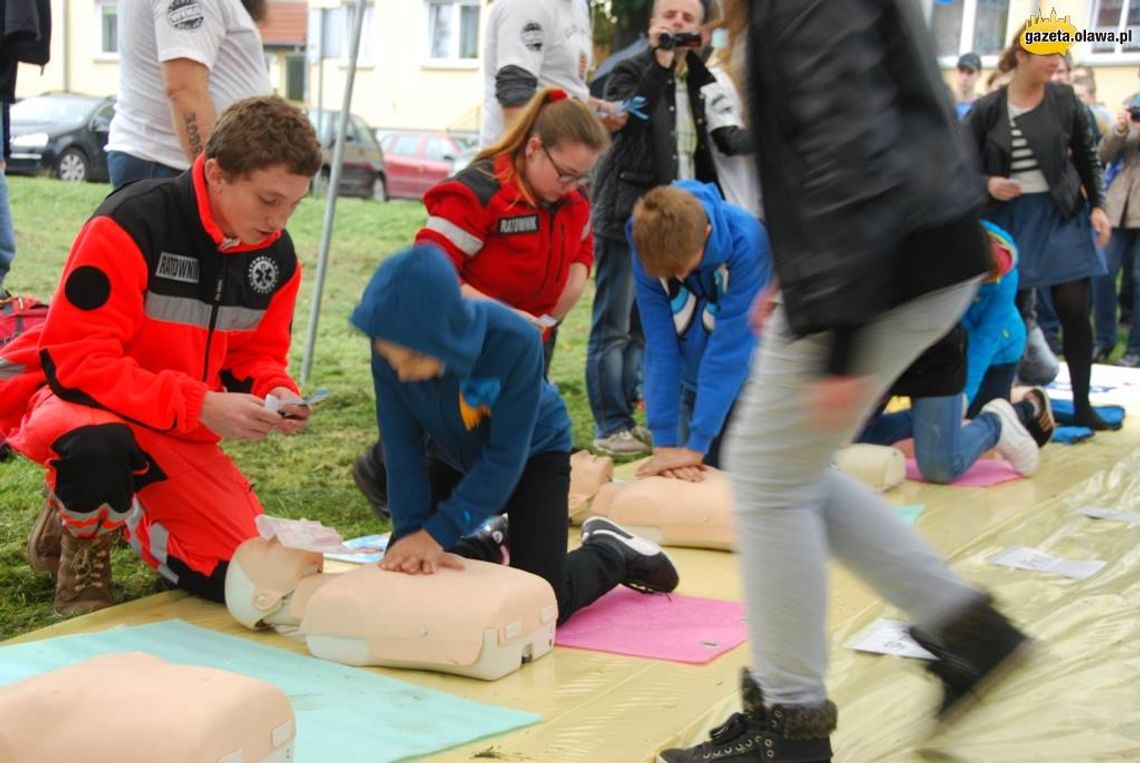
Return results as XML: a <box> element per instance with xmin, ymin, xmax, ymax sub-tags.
<box><xmin>593</xmin><ymin>429</ymin><xmax>652</xmax><ymax>457</ymax></box>
<box><xmin>981</xmin><ymin>399</ymin><xmax>1040</xmax><ymax>476</ymax></box>
<box><xmin>630</xmin><ymin>425</ymin><xmax>654</xmax><ymax>446</ymax></box>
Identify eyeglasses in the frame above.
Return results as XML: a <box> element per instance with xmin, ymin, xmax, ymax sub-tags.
<box><xmin>540</xmin><ymin>143</ymin><xmax>588</xmax><ymax>185</ymax></box>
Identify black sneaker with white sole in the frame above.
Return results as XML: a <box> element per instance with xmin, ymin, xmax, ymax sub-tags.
<box><xmin>450</xmin><ymin>513</ymin><xmax>509</xmax><ymax>564</ymax></box>
<box><xmin>581</xmin><ymin>516</ymin><xmax>679</xmax><ymax>594</ymax></box>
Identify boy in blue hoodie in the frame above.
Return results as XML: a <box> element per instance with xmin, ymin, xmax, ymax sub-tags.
<box><xmin>628</xmin><ymin>181</ymin><xmax>772</xmax><ymax>479</ymax></box>
<box><xmin>351</xmin><ymin>245</ymin><xmax>679</xmax><ymax>623</ymax></box>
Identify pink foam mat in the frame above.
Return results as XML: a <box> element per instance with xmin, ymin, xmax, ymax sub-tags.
<box><xmin>555</xmin><ymin>588</ymin><xmax>747</xmax><ymax>664</ymax></box>
<box><xmin>904</xmin><ymin>457</ymin><xmax>1020</xmax><ymax>487</ymax></box>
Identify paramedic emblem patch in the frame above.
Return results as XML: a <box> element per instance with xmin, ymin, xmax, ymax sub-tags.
<box><xmin>155</xmin><ymin>252</ymin><xmax>201</xmax><ymax>284</ymax></box>
<box><xmin>498</xmin><ymin>214</ymin><xmax>540</xmax><ymax>235</ymax></box>
<box><xmin>521</xmin><ymin>21</ymin><xmax>544</xmax><ymax>51</ymax></box>
<box><xmin>248</xmin><ymin>256</ymin><xmax>280</xmax><ymax>295</ymax></box>
<box><xmin>167</xmin><ymin>0</ymin><xmax>205</xmax><ymax>31</ymax></box>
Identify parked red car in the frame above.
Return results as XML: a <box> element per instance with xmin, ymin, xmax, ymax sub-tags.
<box><xmin>379</xmin><ymin>131</ymin><xmax>473</xmax><ymax>200</ymax></box>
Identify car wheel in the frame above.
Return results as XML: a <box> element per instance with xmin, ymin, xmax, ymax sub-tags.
<box><xmin>56</xmin><ymin>148</ymin><xmax>89</xmax><ymax>183</ymax></box>
<box><xmin>370</xmin><ymin>175</ymin><xmax>388</xmax><ymax>202</ymax></box>
<box><xmin>311</xmin><ymin>168</ymin><xmax>331</xmax><ymax>197</ymax></box>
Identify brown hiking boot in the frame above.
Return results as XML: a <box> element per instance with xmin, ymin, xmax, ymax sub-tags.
<box><xmin>54</xmin><ymin>530</ymin><xmax>117</xmax><ymax>617</ymax></box>
<box><xmin>26</xmin><ymin>500</ymin><xmax>63</xmax><ymax>578</ymax></box>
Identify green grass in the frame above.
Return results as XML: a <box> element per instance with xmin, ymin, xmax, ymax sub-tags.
<box><xmin>0</xmin><ymin>177</ymin><xmax>602</xmax><ymax>639</ymax></box>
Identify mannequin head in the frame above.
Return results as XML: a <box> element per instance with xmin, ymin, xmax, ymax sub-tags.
<box><xmin>225</xmin><ymin>537</ymin><xmax>324</xmax><ymax>629</ymax></box>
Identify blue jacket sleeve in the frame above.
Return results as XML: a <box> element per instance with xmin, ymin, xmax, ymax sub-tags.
<box><xmin>630</xmin><ymin>230</ymin><xmax>685</xmax><ymax>447</ymax></box>
<box><xmin>372</xmin><ymin>358</ymin><xmax>433</xmax><ymax>541</ymax></box>
<box><xmin>688</xmin><ymin>214</ymin><xmax>770</xmax><ymax>454</ymax></box>
<box><xmin>423</xmin><ymin>337</ymin><xmax>543</xmax><ymax>549</ymax></box>
<box><xmin>963</xmin><ymin>271</ymin><xmax>1023</xmax><ymax>404</ymax></box>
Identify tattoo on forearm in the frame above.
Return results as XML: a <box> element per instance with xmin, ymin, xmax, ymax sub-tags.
<box><xmin>184</xmin><ymin>111</ymin><xmax>203</xmax><ymax>156</ymax></box>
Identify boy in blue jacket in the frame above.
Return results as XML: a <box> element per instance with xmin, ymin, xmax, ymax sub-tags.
<box><xmin>351</xmin><ymin>245</ymin><xmax>679</xmax><ymax>623</ymax></box>
<box><xmin>628</xmin><ymin>181</ymin><xmax>772</xmax><ymax>479</ymax></box>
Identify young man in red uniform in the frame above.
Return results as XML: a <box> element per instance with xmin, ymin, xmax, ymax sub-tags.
<box><xmin>0</xmin><ymin>96</ymin><xmax>322</xmax><ymax>616</ymax></box>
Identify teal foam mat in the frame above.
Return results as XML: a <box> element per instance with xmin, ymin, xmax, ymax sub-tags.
<box><xmin>0</xmin><ymin>619</ymin><xmax>539</xmax><ymax>762</ymax></box>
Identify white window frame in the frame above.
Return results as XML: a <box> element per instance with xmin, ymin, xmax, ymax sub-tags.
<box><xmin>1083</xmin><ymin>0</ymin><xmax>1140</xmax><ymax>63</ymax></box>
<box><xmin>95</xmin><ymin>0</ymin><xmax>119</xmax><ymax>60</ymax></box>
<box><xmin>422</xmin><ymin>0</ymin><xmax>481</xmax><ymax>70</ymax></box>
<box><xmin>932</xmin><ymin>0</ymin><xmax>1020</xmax><ymax>70</ymax></box>
<box><xmin>308</xmin><ymin>3</ymin><xmax>375</xmax><ymax>67</ymax></box>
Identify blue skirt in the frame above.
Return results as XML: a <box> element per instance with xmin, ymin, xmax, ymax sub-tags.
<box><xmin>986</xmin><ymin>192</ymin><xmax>1105</xmax><ymax>290</ymax></box>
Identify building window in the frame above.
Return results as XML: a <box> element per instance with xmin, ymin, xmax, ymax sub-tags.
<box><xmin>286</xmin><ymin>54</ymin><xmax>306</xmax><ymax>101</ymax></box>
<box><xmin>1089</xmin><ymin>0</ymin><xmax>1140</xmax><ymax>54</ymax></box>
<box><xmin>427</xmin><ymin>0</ymin><xmax>480</xmax><ymax>60</ymax></box>
<box><xmin>98</xmin><ymin>1</ymin><xmax>118</xmax><ymax>55</ymax></box>
<box><xmin>930</xmin><ymin>0</ymin><xmax>1012</xmax><ymax>59</ymax></box>
<box><xmin>309</xmin><ymin>3</ymin><xmax>375</xmax><ymax>64</ymax></box>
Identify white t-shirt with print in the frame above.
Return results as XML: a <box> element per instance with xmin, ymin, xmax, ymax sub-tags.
<box><xmin>480</xmin><ymin>0</ymin><xmax>592</xmax><ymax>146</ymax></box>
<box><xmin>702</xmin><ymin>66</ymin><xmax>763</xmax><ymax>218</ymax></box>
<box><xmin>107</xmin><ymin>0</ymin><xmax>271</xmax><ymax>170</ymax></box>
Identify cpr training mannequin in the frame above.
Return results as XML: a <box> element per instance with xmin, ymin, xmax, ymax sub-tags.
<box><xmin>0</xmin><ymin>653</ymin><xmax>295</xmax><ymax>763</ymax></box>
<box><xmin>225</xmin><ymin>537</ymin><xmax>558</xmax><ymax>681</ymax></box>
<box><xmin>567</xmin><ymin>445</ymin><xmax>905</xmax><ymax>550</ymax></box>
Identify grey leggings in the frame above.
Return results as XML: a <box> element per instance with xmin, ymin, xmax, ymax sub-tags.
<box><xmin>725</xmin><ymin>279</ymin><xmax>983</xmax><ymax>708</ymax></box>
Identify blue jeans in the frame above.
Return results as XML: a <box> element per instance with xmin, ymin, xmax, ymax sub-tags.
<box><xmin>677</xmin><ymin>385</ymin><xmax>736</xmax><ymax>468</ymax></box>
<box><xmin>108</xmin><ymin>151</ymin><xmax>182</xmax><ymax>190</ymax></box>
<box><xmin>586</xmin><ymin>235</ymin><xmax>644</xmax><ymax>437</ymax></box>
<box><xmin>0</xmin><ymin>169</ymin><xmax>13</xmax><ymax>288</ymax></box>
<box><xmin>858</xmin><ymin>394</ymin><xmax>1001</xmax><ymax>484</ymax></box>
<box><xmin>1092</xmin><ymin>228</ymin><xmax>1140</xmax><ymax>354</ymax></box>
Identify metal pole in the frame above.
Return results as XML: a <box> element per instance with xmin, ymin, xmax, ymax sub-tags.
<box><xmin>316</xmin><ymin>8</ymin><xmax>325</xmax><ymax>129</ymax></box>
<box><xmin>300</xmin><ymin>0</ymin><xmax>368</xmax><ymax>385</ymax></box>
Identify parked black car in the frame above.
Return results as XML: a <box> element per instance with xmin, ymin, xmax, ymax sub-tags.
<box><xmin>307</xmin><ymin>110</ymin><xmax>388</xmax><ymax>201</ymax></box>
<box><xmin>7</xmin><ymin>93</ymin><xmax>115</xmax><ymax>183</ymax></box>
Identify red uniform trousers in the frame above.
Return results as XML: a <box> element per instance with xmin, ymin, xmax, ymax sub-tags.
<box><xmin>8</xmin><ymin>388</ymin><xmax>262</xmax><ymax>600</ymax></box>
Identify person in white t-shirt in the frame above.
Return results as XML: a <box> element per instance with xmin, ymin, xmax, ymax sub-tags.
<box><xmin>480</xmin><ymin>0</ymin><xmax>624</xmax><ymax>146</ymax></box>
<box><xmin>106</xmin><ymin>0</ymin><xmax>272</xmax><ymax>188</ymax></box>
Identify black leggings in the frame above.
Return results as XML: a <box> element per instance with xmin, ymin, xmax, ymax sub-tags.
<box><xmin>425</xmin><ymin>451</ymin><xmax>625</xmax><ymax>625</ymax></box>
<box><xmin>1019</xmin><ymin>280</ymin><xmax>1097</xmax><ymax>419</ymax></box>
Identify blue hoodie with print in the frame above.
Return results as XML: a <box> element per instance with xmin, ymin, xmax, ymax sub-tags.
<box><xmin>351</xmin><ymin>245</ymin><xmax>572</xmax><ymax>549</ymax></box>
<box><xmin>629</xmin><ymin>180</ymin><xmax>772</xmax><ymax>454</ymax></box>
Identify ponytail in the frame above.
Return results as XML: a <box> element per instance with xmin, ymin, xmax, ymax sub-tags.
<box><xmin>478</xmin><ymin>87</ymin><xmax>611</xmax><ymax>187</ymax></box>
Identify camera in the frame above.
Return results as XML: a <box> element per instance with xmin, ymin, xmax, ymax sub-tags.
<box><xmin>1129</xmin><ymin>104</ymin><xmax>1140</xmax><ymax>123</ymax></box>
<box><xmin>657</xmin><ymin>31</ymin><xmax>703</xmax><ymax>50</ymax></box>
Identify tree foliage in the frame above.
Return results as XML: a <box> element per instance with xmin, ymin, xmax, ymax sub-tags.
<box><xmin>593</xmin><ymin>0</ymin><xmax>652</xmax><ymax>51</ymax></box>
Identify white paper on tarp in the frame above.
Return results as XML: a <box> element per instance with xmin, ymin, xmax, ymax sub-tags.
<box><xmin>323</xmin><ymin>533</ymin><xmax>391</xmax><ymax>564</ymax></box>
<box><xmin>845</xmin><ymin>618</ymin><xmax>935</xmax><ymax>661</ymax></box>
<box><xmin>1081</xmin><ymin>507</ymin><xmax>1140</xmax><ymax>523</ymax></box>
<box><xmin>989</xmin><ymin>546</ymin><xmax>1107</xmax><ymax>580</ymax></box>
<box><xmin>1046</xmin><ymin>364</ymin><xmax>1140</xmax><ymax>405</ymax></box>
<box><xmin>255</xmin><ymin>515</ymin><xmax>355</xmax><ymax>554</ymax></box>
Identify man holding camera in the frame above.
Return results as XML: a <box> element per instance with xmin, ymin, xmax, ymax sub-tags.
<box><xmin>1093</xmin><ymin>84</ymin><xmax>1140</xmax><ymax>367</ymax></box>
<box><xmin>587</xmin><ymin>0</ymin><xmax>721</xmax><ymax>457</ymax></box>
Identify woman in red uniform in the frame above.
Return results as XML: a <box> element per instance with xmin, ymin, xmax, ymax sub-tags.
<box><xmin>354</xmin><ymin>87</ymin><xmax>611</xmax><ymax>519</ymax></box>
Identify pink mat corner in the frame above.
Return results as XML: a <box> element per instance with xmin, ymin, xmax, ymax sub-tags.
<box><xmin>554</xmin><ymin>587</ymin><xmax>747</xmax><ymax>664</ymax></box>
<box><xmin>904</xmin><ymin>457</ymin><xmax>1020</xmax><ymax>487</ymax></box>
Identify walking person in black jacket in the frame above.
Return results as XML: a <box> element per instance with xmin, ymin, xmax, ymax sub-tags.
<box><xmin>587</xmin><ymin>0</ymin><xmax>720</xmax><ymax>458</ymax></box>
<box><xmin>965</xmin><ymin>25</ymin><xmax>1113</xmax><ymax>430</ymax></box>
<box><xmin>659</xmin><ymin>2</ymin><xmax>1030</xmax><ymax>761</ymax></box>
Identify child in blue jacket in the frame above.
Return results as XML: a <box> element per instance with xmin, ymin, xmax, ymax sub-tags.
<box><xmin>628</xmin><ymin>181</ymin><xmax>772</xmax><ymax>479</ymax></box>
<box><xmin>963</xmin><ymin>221</ymin><xmax>1029</xmax><ymax>416</ymax></box>
<box><xmin>351</xmin><ymin>246</ymin><xmax>679</xmax><ymax>623</ymax></box>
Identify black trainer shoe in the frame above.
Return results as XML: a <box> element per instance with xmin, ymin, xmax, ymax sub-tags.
<box><xmin>450</xmin><ymin>514</ymin><xmax>509</xmax><ymax>564</ymax></box>
<box><xmin>352</xmin><ymin>445</ymin><xmax>389</xmax><ymax>521</ymax></box>
<box><xmin>908</xmin><ymin>595</ymin><xmax>1031</xmax><ymax>722</ymax></box>
<box><xmin>657</xmin><ymin>669</ymin><xmax>836</xmax><ymax>763</ymax></box>
<box><xmin>581</xmin><ymin>516</ymin><xmax>679</xmax><ymax>594</ymax></box>
<box><xmin>1021</xmin><ymin>387</ymin><xmax>1055</xmax><ymax>448</ymax></box>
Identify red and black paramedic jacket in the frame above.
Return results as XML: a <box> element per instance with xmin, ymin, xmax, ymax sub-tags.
<box><xmin>414</xmin><ymin>153</ymin><xmax>593</xmax><ymax>329</ymax></box>
<box><xmin>0</xmin><ymin>156</ymin><xmax>300</xmax><ymax>442</ymax></box>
